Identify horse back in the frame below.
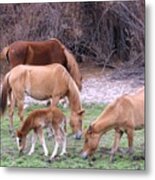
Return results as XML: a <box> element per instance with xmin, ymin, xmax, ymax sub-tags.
<box><xmin>8</xmin><ymin>40</ymin><xmax>67</xmax><ymax>68</ymax></box>
<box><xmin>8</xmin><ymin>64</ymin><xmax>69</xmax><ymax>100</ymax></box>
<box><xmin>118</xmin><ymin>89</ymin><xmax>144</xmax><ymax>129</ymax></box>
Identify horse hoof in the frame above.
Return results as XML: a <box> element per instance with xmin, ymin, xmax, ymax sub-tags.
<box><xmin>9</xmin><ymin>130</ymin><xmax>15</xmax><ymax>138</ymax></box>
<box><xmin>74</xmin><ymin>134</ymin><xmax>82</xmax><ymax>140</ymax></box>
<box><xmin>109</xmin><ymin>155</ymin><xmax>115</xmax><ymax>163</ymax></box>
<box><xmin>89</xmin><ymin>161</ymin><xmax>94</xmax><ymax>166</ymax></box>
<box><xmin>80</xmin><ymin>152</ymin><xmax>88</xmax><ymax>160</ymax></box>
<box><xmin>19</xmin><ymin>151</ymin><xmax>24</xmax><ymax>157</ymax></box>
<box><xmin>47</xmin><ymin>159</ymin><xmax>53</xmax><ymax>163</ymax></box>
<box><xmin>12</xmin><ymin>133</ymin><xmax>15</xmax><ymax>138</ymax></box>
<box><xmin>47</xmin><ymin>157</ymin><xmax>57</xmax><ymax>163</ymax></box>
<box><xmin>91</xmin><ymin>157</ymin><xmax>96</xmax><ymax>161</ymax></box>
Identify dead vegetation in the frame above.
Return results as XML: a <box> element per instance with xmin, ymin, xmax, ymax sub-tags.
<box><xmin>0</xmin><ymin>1</ymin><xmax>144</xmax><ymax>80</ymax></box>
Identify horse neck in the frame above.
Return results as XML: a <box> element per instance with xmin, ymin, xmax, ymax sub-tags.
<box><xmin>20</xmin><ymin>116</ymin><xmax>33</xmax><ymax>136</ymax></box>
<box><xmin>93</xmin><ymin>105</ymin><xmax>118</xmax><ymax>134</ymax></box>
<box><xmin>67</xmin><ymin>78</ymin><xmax>82</xmax><ymax>113</ymax></box>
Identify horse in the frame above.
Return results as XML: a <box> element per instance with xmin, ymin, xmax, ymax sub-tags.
<box><xmin>16</xmin><ymin>106</ymin><xmax>67</xmax><ymax>160</ymax></box>
<box><xmin>0</xmin><ymin>63</ymin><xmax>84</xmax><ymax>139</ymax></box>
<box><xmin>81</xmin><ymin>88</ymin><xmax>144</xmax><ymax>161</ymax></box>
<box><xmin>0</xmin><ymin>38</ymin><xmax>82</xmax><ymax>90</ymax></box>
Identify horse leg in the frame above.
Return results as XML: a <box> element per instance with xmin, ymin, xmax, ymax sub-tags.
<box><xmin>37</xmin><ymin>128</ymin><xmax>48</xmax><ymax>156</ymax></box>
<box><xmin>16</xmin><ymin>98</ymin><xmax>24</xmax><ymax>125</ymax></box>
<box><xmin>28</xmin><ymin>131</ymin><xmax>38</xmax><ymax>156</ymax></box>
<box><xmin>50</xmin><ymin>96</ymin><xmax>60</xmax><ymax>107</ymax></box>
<box><xmin>109</xmin><ymin>128</ymin><xmax>124</xmax><ymax>162</ymax></box>
<box><xmin>46</xmin><ymin>127</ymin><xmax>53</xmax><ymax>139</ymax></box>
<box><xmin>47</xmin><ymin>96</ymin><xmax>61</xmax><ymax>140</ymax></box>
<box><xmin>8</xmin><ymin>91</ymin><xmax>15</xmax><ymax>136</ymax></box>
<box><xmin>50</xmin><ymin>140</ymin><xmax>59</xmax><ymax>160</ymax></box>
<box><xmin>126</xmin><ymin>128</ymin><xmax>134</xmax><ymax>155</ymax></box>
<box><xmin>49</xmin><ymin>128</ymin><xmax>61</xmax><ymax>160</ymax></box>
<box><xmin>59</xmin><ymin>97</ymin><xmax>68</xmax><ymax>108</ymax></box>
<box><xmin>59</xmin><ymin>127</ymin><xmax>67</xmax><ymax>156</ymax></box>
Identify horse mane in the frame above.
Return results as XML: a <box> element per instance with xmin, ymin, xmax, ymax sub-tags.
<box><xmin>49</xmin><ymin>38</ymin><xmax>82</xmax><ymax>90</ymax></box>
<box><xmin>61</xmin><ymin>67</ymin><xmax>82</xmax><ymax>112</ymax></box>
<box><xmin>0</xmin><ymin>46</ymin><xmax>10</xmax><ymax>63</ymax></box>
<box><xmin>64</xmin><ymin>48</ymin><xmax>82</xmax><ymax>90</ymax></box>
<box><xmin>92</xmin><ymin>98</ymin><xmax>121</xmax><ymax>127</ymax></box>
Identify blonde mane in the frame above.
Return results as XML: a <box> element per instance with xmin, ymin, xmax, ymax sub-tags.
<box><xmin>62</xmin><ymin>67</ymin><xmax>82</xmax><ymax>112</ymax></box>
<box><xmin>50</xmin><ymin>38</ymin><xmax>82</xmax><ymax>90</ymax></box>
<box><xmin>0</xmin><ymin>46</ymin><xmax>9</xmax><ymax>61</ymax></box>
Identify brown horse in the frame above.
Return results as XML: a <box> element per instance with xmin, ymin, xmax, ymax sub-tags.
<box><xmin>16</xmin><ymin>106</ymin><xmax>67</xmax><ymax>160</ymax></box>
<box><xmin>0</xmin><ymin>63</ymin><xmax>84</xmax><ymax>139</ymax></box>
<box><xmin>0</xmin><ymin>38</ymin><xmax>82</xmax><ymax>90</ymax></box>
<box><xmin>81</xmin><ymin>88</ymin><xmax>144</xmax><ymax>161</ymax></box>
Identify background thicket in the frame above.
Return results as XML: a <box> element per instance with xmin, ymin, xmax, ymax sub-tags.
<box><xmin>0</xmin><ymin>1</ymin><xmax>145</xmax><ymax>78</ymax></box>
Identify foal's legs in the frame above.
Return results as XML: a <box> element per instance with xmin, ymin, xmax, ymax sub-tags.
<box><xmin>28</xmin><ymin>129</ymin><xmax>48</xmax><ymax>156</ymax></box>
<box><xmin>50</xmin><ymin>127</ymin><xmax>66</xmax><ymax>160</ymax></box>
<box><xmin>28</xmin><ymin>132</ymin><xmax>38</xmax><ymax>155</ymax></box>
<box><xmin>37</xmin><ymin>128</ymin><xmax>48</xmax><ymax>156</ymax></box>
<box><xmin>59</xmin><ymin>128</ymin><xmax>67</xmax><ymax>156</ymax></box>
<box><xmin>109</xmin><ymin>128</ymin><xmax>124</xmax><ymax>162</ymax></box>
<box><xmin>50</xmin><ymin>140</ymin><xmax>59</xmax><ymax>159</ymax></box>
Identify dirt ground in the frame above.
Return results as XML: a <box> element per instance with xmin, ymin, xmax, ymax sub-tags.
<box><xmin>80</xmin><ymin>62</ymin><xmax>144</xmax><ymax>104</ymax></box>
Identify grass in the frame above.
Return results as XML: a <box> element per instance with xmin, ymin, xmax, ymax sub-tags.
<box><xmin>0</xmin><ymin>103</ymin><xmax>145</xmax><ymax>170</ymax></box>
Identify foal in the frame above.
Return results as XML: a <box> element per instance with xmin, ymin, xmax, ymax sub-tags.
<box><xmin>81</xmin><ymin>88</ymin><xmax>144</xmax><ymax>161</ymax></box>
<box><xmin>16</xmin><ymin>107</ymin><xmax>67</xmax><ymax>160</ymax></box>
<box><xmin>0</xmin><ymin>64</ymin><xmax>84</xmax><ymax>139</ymax></box>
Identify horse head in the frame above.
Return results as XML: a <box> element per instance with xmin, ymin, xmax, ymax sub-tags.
<box><xmin>16</xmin><ymin>130</ymin><xmax>26</xmax><ymax>154</ymax></box>
<box><xmin>81</xmin><ymin>125</ymin><xmax>100</xmax><ymax>159</ymax></box>
<box><xmin>70</xmin><ymin>109</ymin><xmax>85</xmax><ymax>140</ymax></box>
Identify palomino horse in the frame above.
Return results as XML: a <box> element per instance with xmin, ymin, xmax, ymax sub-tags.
<box><xmin>0</xmin><ymin>38</ymin><xmax>82</xmax><ymax>90</ymax></box>
<box><xmin>81</xmin><ymin>88</ymin><xmax>144</xmax><ymax>161</ymax></box>
<box><xmin>0</xmin><ymin>64</ymin><xmax>84</xmax><ymax>139</ymax></box>
<box><xmin>16</xmin><ymin>106</ymin><xmax>67</xmax><ymax>160</ymax></box>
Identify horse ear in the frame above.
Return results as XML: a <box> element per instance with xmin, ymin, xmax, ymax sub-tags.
<box><xmin>87</xmin><ymin>125</ymin><xmax>93</xmax><ymax>134</ymax></box>
<box><xmin>78</xmin><ymin>109</ymin><xmax>85</xmax><ymax>116</ymax></box>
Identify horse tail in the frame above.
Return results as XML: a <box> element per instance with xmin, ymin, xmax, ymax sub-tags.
<box><xmin>0</xmin><ymin>73</ymin><xmax>11</xmax><ymax>115</ymax></box>
<box><xmin>0</xmin><ymin>46</ymin><xmax>10</xmax><ymax>64</ymax></box>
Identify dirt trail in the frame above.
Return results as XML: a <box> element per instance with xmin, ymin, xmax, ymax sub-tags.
<box><xmin>80</xmin><ymin>62</ymin><xmax>144</xmax><ymax>104</ymax></box>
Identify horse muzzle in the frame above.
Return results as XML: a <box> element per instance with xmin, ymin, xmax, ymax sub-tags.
<box><xmin>73</xmin><ymin>130</ymin><xmax>82</xmax><ymax>140</ymax></box>
<box><xmin>80</xmin><ymin>151</ymin><xmax>88</xmax><ymax>159</ymax></box>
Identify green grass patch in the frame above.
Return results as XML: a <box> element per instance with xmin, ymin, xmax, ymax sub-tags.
<box><xmin>0</xmin><ymin>103</ymin><xmax>145</xmax><ymax>170</ymax></box>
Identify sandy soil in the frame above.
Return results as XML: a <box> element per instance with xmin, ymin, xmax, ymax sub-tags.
<box><xmin>80</xmin><ymin>63</ymin><xmax>144</xmax><ymax>104</ymax></box>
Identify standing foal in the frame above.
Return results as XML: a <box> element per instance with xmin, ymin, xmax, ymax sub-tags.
<box><xmin>16</xmin><ymin>106</ymin><xmax>67</xmax><ymax>160</ymax></box>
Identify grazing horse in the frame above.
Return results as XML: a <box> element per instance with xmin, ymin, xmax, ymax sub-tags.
<box><xmin>0</xmin><ymin>63</ymin><xmax>84</xmax><ymax>139</ymax></box>
<box><xmin>81</xmin><ymin>88</ymin><xmax>144</xmax><ymax>161</ymax></box>
<box><xmin>0</xmin><ymin>38</ymin><xmax>82</xmax><ymax>90</ymax></box>
<box><xmin>16</xmin><ymin>106</ymin><xmax>67</xmax><ymax>160</ymax></box>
